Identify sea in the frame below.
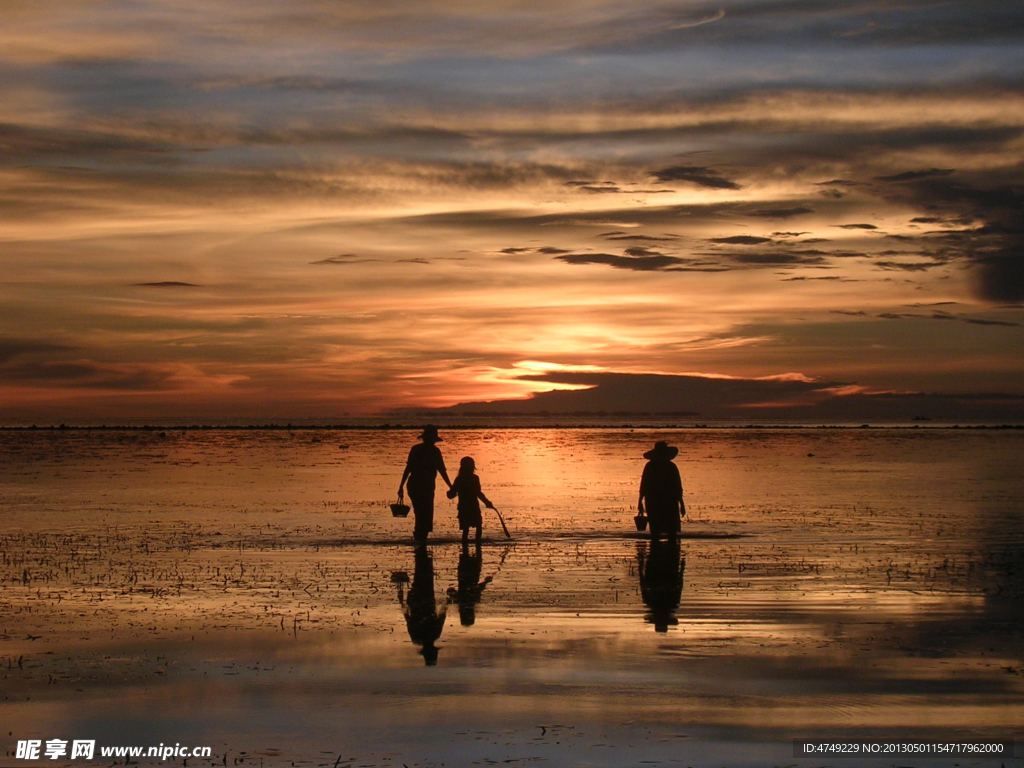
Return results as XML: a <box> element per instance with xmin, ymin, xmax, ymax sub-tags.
<box><xmin>1</xmin><ymin>425</ymin><xmax>1022</xmax><ymax>766</ymax></box>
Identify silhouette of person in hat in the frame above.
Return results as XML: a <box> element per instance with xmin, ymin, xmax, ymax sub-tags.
<box><xmin>637</xmin><ymin>539</ymin><xmax>685</xmax><ymax>632</ymax></box>
<box><xmin>637</xmin><ymin>440</ymin><xmax>685</xmax><ymax>539</ymax></box>
<box><xmin>446</xmin><ymin>456</ymin><xmax>494</xmax><ymax>544</ymax></box>
<box><xmin>397</xmin><ymin>546</ymin><xmax>447</xmax><ymax>665</ymax></box>
<box><xmin>398</xmin><ymin>425</ymin><xmax>452</xmax><ymax>543</ymax></box>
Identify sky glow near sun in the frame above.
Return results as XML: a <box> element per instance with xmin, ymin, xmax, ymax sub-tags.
<box><xmin>0</xmin><ymin>0</ymin><xmax>1022</xmax><ymax>419</ymax></box>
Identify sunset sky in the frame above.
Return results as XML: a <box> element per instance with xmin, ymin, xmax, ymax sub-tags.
<box><xmin>2</xmin><ymin>0</ymin><xmax>1022</xmax><ymax>420</ymax></box>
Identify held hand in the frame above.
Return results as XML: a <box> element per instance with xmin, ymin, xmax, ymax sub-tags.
<box><xmin>637</xmin><ymin>502</ymin><xmax>644</xmax><ymax>514</ymax></box>
<box><xmin>397</xmin><ymin>487</ymin><xmax>404</xmax><ymax>501</ymax></box>
<box><xmin>485</xmin><ymin>501</ymin><xmax>494</xmax><ymax>509</ymax></box>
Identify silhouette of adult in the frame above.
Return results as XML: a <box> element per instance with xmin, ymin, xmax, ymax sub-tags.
<box><xmin>447</xmin><ymin>541</ymin><xmax>492</xmax><ymax>626</ymax></box>
<box><xmin>398</xmin><ymin>546</ymin><xmax>447</xmax><ymax>665</ymax></box>
<box><xmin>398</xmin><ymin>425</ymin><xmax>452</xmax><ymax>543</ymax></box>
<box><xmin>637</xmin><ymin>539</ymin><xmax>685</xmax><ymax>632</ymax></box>
<box><xmin>637</xmin><ymin>440</ymin><xmax>685</xmax><ymax>539</ymax></box>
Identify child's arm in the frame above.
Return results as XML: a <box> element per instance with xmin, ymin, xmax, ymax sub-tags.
<box><xmin>478</xmin><ymin>489</ymin><xmax>494</xmax><ymax>509</ymax></box>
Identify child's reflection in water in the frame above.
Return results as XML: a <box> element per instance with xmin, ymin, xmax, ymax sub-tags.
<box><xmin>447</xmin><ymin>541</ymin><xmax>492</xmax><ymax>627</ymax></box>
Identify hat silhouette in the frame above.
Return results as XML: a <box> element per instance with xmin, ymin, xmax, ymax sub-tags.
<box><xmin>419</xmin><ymin>425</ymin><xmax>442</xmax><ymax>443</ymax></box>
<box><xmin>643</xmin><ymin>441</ymin><xmax>678</xmax><ymax>460</ymax></box>
<box><xmin>420</xmin><ymin>644</ymin><xmax>440</xmax><ymax>665</ymax></box>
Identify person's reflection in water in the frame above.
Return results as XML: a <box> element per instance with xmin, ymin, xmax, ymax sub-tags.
<box><xmin>397</xmin><ymin>546</ymin><xmax>447</xmax><ymax>665</ymax></box>
<box><xmin>447</xmin><ymin>541</ymin><xmax>492</xmax><ymax>626</ymax></box>
<box><xmin>637</xmin><ymin>539</ymin><xmax>685</xmax><ymax>632</ymax></box>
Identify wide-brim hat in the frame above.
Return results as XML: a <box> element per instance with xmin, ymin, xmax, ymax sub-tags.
<box><xmin>420</xmin><ymin>644</ymin><xmax>440</xmax><ymax>665</ymax></box>
<box><xmin>644</xmin><ymin>440</ymin><xmax>678</xmax><ymax>460</ymax></box>
<box><xmin>419</xmin><ymin>425</ymin><xmax>442</xmax><ymax>443</ymax></box>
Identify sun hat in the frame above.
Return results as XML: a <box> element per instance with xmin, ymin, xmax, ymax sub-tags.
<box><xmin>419</xmin><ymin>425</ymin><xmax>442</xmax><ymax>443</ymax></box>
<box><xmin>643</xmin><ymin>440</ymin><xmax>678</xmax><ymax>460</ymax></box>
<box><xmin>420</xmin><ymin>644</ymin><xmax>440</xmax><ymax>665</ymax></box>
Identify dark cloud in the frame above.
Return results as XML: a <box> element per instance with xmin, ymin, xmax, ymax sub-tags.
<box><xmin>963</xmin><ymin>317</ymin><xmax>1019</xmax><ymax>327</ymax></box>
<box><xmin>194</xmin><ymin>74</ymin><xmax>398</xmax><ymax>95</ymax></box>
<box><xmin>0</xmin><ymin>338</ymin><xmax>75</xmax><ymax>364</ymax></box>
<box><xmin>976</xmin><ymin>254</ymin><xmax>1024</xmax><ymax>303</ymax></box>
<box><xmin>730</xmin><ymin>251</ymin><xmax>826</xmax><ymax>266</ymax></box>
<box><xmin>873</xmin><ymin>260</ymin><xmax>938</xmax><ymax>271</ymax></box>
<box><xmin>835</xmin><ymin>223</ymin><xmax>879</xmax><ymax>230</ymax></box>
<box><xmin>651</xmin><ymin>165</ymin><xmax>740</xmax><ymax>190</ymax></box>
<box><xmin>133</xmin><ymin>281</ymin><xmax>200</xmax><ymax>287</ymax></box>
<box><xmin>536</xmin><ymin>246</ymin><xmax>570</xmax><ymax>254</ymax></box>
<box><xmin>554</xmin><ymin>251</ymin><xmax>690</xmax><ymax>272</ymax></box>
<box><xmin>710</xmin><ymin>235</ymin><xmax>774</xmax><ymax>245</ymax></box>
<box><xmin>876</xmin><ymin>175</ymin><xmax>1024</xmax><ymax>303</ymax></box>
<box><xmin>876</xmin><ymin>168</ymin><xmax>955</xmax><ymax>183</ymax></box>
<box><xmin>441</xmin><ymin>371</ymin><xmax>833</xmax><ymax>416</ymax></box>
<box><xmin>601</xmin><ymin>233</ymin><xmax>678</xmax><ymax>242</ymax></box>
<box><xmin>876</xmin><ymin>310</ymin><xmax>1019</xmax><ymax>328</ymax></box>
<box><xmin>0</xmin><ymin>360</ymin><xmax>178</xmax><ymax>391</ymax></box>
<box><xmin>783</xmin><ymin>275</ymin><xmax>846</xmax><ymax>281</ymax></box>
<box><xmin>310</xmin><ymin>253</ymin><xmax>376</xmax><ymax>265</ymax></box>
<box><xmin>628</xmin><ymin>0</ymin><xmax>1024</xmax><ymax>51</ymax></box>
<box><xmin>565</xmin><ymin>180</ymin><xmax>623</xmax><ymax>193</ymax></box>
<box><xmin>623</xmin><ymin>246</ymin><xmax>666</xmax><ymax>257</ymax></box>
<box><xmin>435</xmin><ymin>370</ymin><xmax>1024</xmax><ymax>422</ymax></box>
<box><xmin>745</xmin><ymin>207</ymin><xmax>814</xmax><ymax>219</ymax></box>
<box><xmin>565</xmin><ymin>182</ymin><xmax>618</xmax><ymax>193</ymax></box>
<box><xmin>0</xmin><ymin>122</ymin><xmax>177</xmax><ymax>163</ymax></box>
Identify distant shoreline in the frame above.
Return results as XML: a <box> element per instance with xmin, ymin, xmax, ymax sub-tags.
<box><xmin>1</xmin><ymin>422</ymin><xmax>1022</xmax><ymax>431</ymax></box>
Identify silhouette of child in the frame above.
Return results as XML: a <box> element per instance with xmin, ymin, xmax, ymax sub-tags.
<box><xmin>446</xmin><ymin>456</ymin><xmax>493</xmax><ymax>543</ymax></box>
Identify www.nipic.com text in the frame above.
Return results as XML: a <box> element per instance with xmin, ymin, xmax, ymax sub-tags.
<box><xmin>14</xmin><ymin>740</ymin><xmax>212</xmax><ymax>761</ymax></box>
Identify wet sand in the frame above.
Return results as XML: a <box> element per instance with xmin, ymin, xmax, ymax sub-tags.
<box><xmin>2</xmin><ymin>428</ymin><xmax>1022</xmax><ymax>766</ymax></box>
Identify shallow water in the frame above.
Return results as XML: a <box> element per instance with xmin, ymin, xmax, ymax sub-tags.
<box><xmin>1</xmin><ymin>428</ymin><xmax>1022</xmax><ymax>766</ymax></box>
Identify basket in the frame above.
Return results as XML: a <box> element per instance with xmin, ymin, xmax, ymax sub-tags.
<box><xmin>390</xmin><ymin>503</ymin><xmax>411</xmax><ymax>518</ymax></box>
<box><xmin>634</xmin><ymin>513</ymin><xmax>648</xmax><ymax>532</ymax></box>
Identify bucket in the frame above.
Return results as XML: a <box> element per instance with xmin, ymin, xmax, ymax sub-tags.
<box><xmin>391</xmin><ymin>503</ymin><xmax>411</xmax><ymax>518</ymax></box>
<box><xmin>634</xmin><ymin>513</ymin><xmax>648</xmax><ymax>532</ymax></box>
